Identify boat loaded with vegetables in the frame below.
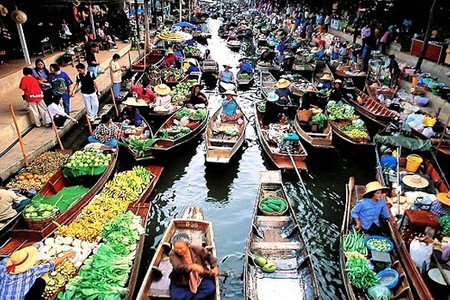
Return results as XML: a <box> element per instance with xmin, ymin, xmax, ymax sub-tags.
<box><xmin>149</xmin><ymin>106</ymin><xmax>209</xmax><ymax>154</ymax></box>
<box><xmin>325</xmin><ymin>100</ymin><xmax>372</xmax><ymax>145</ymax></box>
<box><xmin>294</xmin><ymin>107</ymin><xmax>334</xmax><ymax>149</ymax></box>
<box><xmin>340</xmin><ymin>177</ymin><xmax>415</xmax><ymax>300</ymax></box>
<box><xmin>12</xmin><ymin>165</ymin><xmax>163</xmax><ymax>300</ymax></box>
<box><xmin>119</xmin><ymin>117</ymin><xmax>157</xmax><ymax>162</ymax></box>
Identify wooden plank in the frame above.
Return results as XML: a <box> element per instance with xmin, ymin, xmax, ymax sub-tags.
<box><xmin>251</xmin><ymin>242</ymin><xmax>302</xmax><ymax>250</ymax></box>
<box><xmin>255</xmin><ymin>215</ymin><xmax>291</xmax><ymax>223</ymax></box>
<box><xmin>259</xmin><ymin>171</ymin><xmax>282</xmax><ymax>185</ymax></box>
<box><xmin>149</xmin><ymin>258</ymin><xmax>172</xmax><ymax>296</ymax></box>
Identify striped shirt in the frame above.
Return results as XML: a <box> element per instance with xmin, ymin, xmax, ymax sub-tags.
<box><xmin>0</xmin><ymin>260</ymin><xmax>55</xmax><ymax>300</ymax></box>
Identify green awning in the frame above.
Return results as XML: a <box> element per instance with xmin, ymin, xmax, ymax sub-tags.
<box><xmin>373</xmin><ymin>134</ymin><xmax>433</xmax><ymax>151</ymax></box>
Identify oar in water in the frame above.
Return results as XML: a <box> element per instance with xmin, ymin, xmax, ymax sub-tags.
<box><xmin>287</xmin><ymin>148</ymin><xmax>311</xmax><ymax>203</ymax></box>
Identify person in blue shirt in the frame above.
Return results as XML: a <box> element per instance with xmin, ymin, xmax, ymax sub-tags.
<box><xmin>220</xmin><ymin>90</ymin><xmax>242</xmax><ymax>123</ymax></box>
<box><xmin>274</xmin><ymin>78</ymin><xmax>292</xmax><ymax>105</ymax></box>
<box><xmin>237</xmin><ymin>56</ymin><xmax>253</xmax><ymax>74</ymax></box>
<box><xmin>218</xmin><ymin>64</ymin><xmax>235</xmax><ymax>83</ymax></box>
<box><xmin>351</xmin><ymin>181</ymin><xmax>392</xmax><ymax>235</ymax></box>
<box><xmin>185</xmin><ymin>59</ymin><xmax>200</xmax><ymax>75</ymax></box>
<box><xmin>380</xmin><ymin>148</ymin><xmax>397</xmax><ymax>170</ymax></box>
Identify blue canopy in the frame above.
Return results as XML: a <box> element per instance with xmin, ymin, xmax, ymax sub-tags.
<box><xmin>175</xmin><ymin>21</ymin><xmax>196</xmax><ymax>28</ymax></box>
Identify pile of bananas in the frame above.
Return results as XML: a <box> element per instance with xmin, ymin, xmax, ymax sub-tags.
<box><xmin>423</xmin><ymin>115</ymin><xmax>437</xmax><ymax>127</ymax></box>
<box><xmin>55</xmin><ymin>166</ymin><xmax>152</xmax><ymax>242</ymax></box>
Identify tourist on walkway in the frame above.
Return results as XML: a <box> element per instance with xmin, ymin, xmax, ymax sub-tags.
<box><xmin>32</xmin><ymin>59</ymin><xmax>52</xmax><ymax>106</ymax></box>
<box><xmin>87</xmin><ymin>114</ymin><xmax>119</xmax><ymax>147</ymax></box>
<box><xmin>109</xmin><ymin>54</ymin><xmax>126</xmax><ymax>101</ymax></box>
<box><xmin>380</xmin><ymin>27</ymin><xmax>394</xmax><ymax>55</ymax></box>
<box><xmin>72</xmin><ymin>63</ymin><xmax>99</xmax><ymax>122</ymax></box>
<box><xmin>19</xmin><ymin>67</ymin><xmax>48</xmax><ymax>128</ymax></box>
<box><xmin>351</xmin><ymin>181</ymin><xmax>392</xmax><ymax>235</ymax></box>
<box><xmin>85</xmin><ymin>43</ymin><xmax>101</xmax><ymax>78</ymax></box>
<box><xmin>45</xmin><ymin>96</ymin><xmax>77</xmax><ymax>128</ymax></box>
<box><xmin>48</xmin><ymin>64</ymin><xmax>73</xmax><ymax>114</ymax></box>
<box><xmin>0</xmin><ymin>246</ymin><xmax>75</xmax><ymax>300</ymax></box>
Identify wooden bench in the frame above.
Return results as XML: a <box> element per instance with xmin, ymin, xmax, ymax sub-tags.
<box><xmin>41</xmin><ymin>42</ymin><xmax>54</xmax><ymax>56</ymax></box>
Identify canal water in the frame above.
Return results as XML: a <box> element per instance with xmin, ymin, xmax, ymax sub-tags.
<box><xmin>62</xmin><ymin>19</ymin><xmax>378</xmax><ymax>299</ymax></box>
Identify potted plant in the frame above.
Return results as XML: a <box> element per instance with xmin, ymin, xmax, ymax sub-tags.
<box><xmin>310</xmin><ymin>112</ymin><xmax>328</xmax><ymax>131</ymax></box>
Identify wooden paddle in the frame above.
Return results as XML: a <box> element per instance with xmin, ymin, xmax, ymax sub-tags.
<box><xmin>110</xmin><ymin>87</ymin><xmax>119</xmax><ymax>118</ymax></box>
<box><xmin>287</xmin><ymin>148</ymin><xmax>311</xmax><ymax>203</ymax></box>
<box><xmin>46</xmin><ymin>108</ymin><xmax>64</xmax><ymax>150</ymax></box>
<box><xmin>9</xmin><ymin>104</ymin><xmax>28</xmax><ymax>166</ymax></box>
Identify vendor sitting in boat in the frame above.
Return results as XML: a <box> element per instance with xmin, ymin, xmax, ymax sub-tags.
<box><xmin>274</xmin><ymin>78</ymin><xmax>292</xmax><ymax>105</ymax></box>
<box><xmin>237</xmin><ymin>56</ymin><xmax>253</xmax><ymax>75</ymax></box>
<box><xmin>220</xmin><ymin>90</ymin><xmax>243</xmax><ymax>123</ymax></box>
<box><xmin>351</xmin><ymin>181</ymin><xmax>392</xmax><ymax>235</ymax></box>
<box><xmin>130</xmin><ymin>82</ymin><xmax>156</xmax><ymax>104</ymax></box>
<box><xmin>0</xmin><ymin>181</ymin><xmax>31</xmax><ymax>224</ymax></box>
<box><xmin>301</xmin><ymin>86</ymin><xmax>320</xmax><ymax>110</ymax></box>
<box><xmin>185</xmin><ymin>84</ymin><xmax>208</xmax><ymax>107</ymax></box>
<box><xmin>430</xmin><ymin>191</ymin><xmax>450</xmax><ymax>218</ymax></box>
<box><xmin>169</xmin><ymin>233</ymin><xmax>219</xmax><ymax>300</ymax></box>
<box><xmin>318</xmin><ymin>73</ymin><xmax>333</xmax><ymax>90</ymax></box>
<box><xmin>217</xmin><ymin>64</ymin><xmax>235</xmax><ymax>84</ymax></box>
<box><xmin>262</xmin><ymin>92</ymin><xmax>284</xmax><ymax>125</ymax></box>
<box><xmin>88</xmin><ymin>114</ymin><xmax>119</xmax><ymax>147</ymax></box>
<box><xmin>185</xmin><ymin>59</ymin><xmax>200</xmax><ymax>75</ymax></box>
<box><xmin>152</xmin><ymin>83</ymin><xmax>174</xmax><ymax>113</ymax></box>
<box><xmin>328</xmin><ymin>79</ymin><xmax>344</xmax><ymax>101</ymax></box>
<box><xmin>163</xmin><ymin>48</ymin><xmax>180</xmax><ymax>68</ymax></box>
<box><xmin>119</xmin><ymin>97</ymin><xmax>145</xmax><ymax>126</ymax></box>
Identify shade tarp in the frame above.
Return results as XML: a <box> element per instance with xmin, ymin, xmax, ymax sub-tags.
<box><xmin>175</xmin><ymin>21</ymin><xmax>196</xmax><ymax>28</ymax></box>
<box><xmin>373</xmin><ymin>134</ymin><xmax>433</xmax><ymax>151</ymax></box>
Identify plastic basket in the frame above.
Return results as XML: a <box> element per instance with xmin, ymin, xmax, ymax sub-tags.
<box><xmin>297</xmin><ymin>109</ymin><xmax>312</xmax><ymax>122</ymax></box>
<box><xmin>258</xmin><ymin>197</ymin><xmax>288</xmax><ymax>216</ymax></box>
<box><xmin>405</xmin><ymin>154</ymin><xmax>423</xmax><ymax>173</ymax></box>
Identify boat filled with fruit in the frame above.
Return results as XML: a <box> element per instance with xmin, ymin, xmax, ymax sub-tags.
<box><xmin>243</xmin><ymin>170</ymin><xmax>320</xmax><ymax>300</ymax></box>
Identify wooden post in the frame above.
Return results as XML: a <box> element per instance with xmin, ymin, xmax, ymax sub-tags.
<box><xmin>110</xmin><ymin>87</ymin><xmax>119</xmax><ymax>117</ymax></box>
<box><xmin>9</xmin><ymin>104</ymin><xmax>28</xmax><ymax>166</ymax></box>
<box><xmin>86</xmin><ymin>115</ymin><xmax>93</xmax><ymax>136</ymax></box>
<box><xmin>46</xmin><ymin>108</ymin><xmax>64</xmax><ymax>150</ymax></box>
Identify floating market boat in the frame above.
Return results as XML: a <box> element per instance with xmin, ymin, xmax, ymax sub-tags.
<box><xmin>312</xmin><ymin>61</ymin><xmax>335</xmax><ymax>87</ymax></box>
<box><xmin>259</xmin><ymin>71</ymin><xmax>277</xmax><ymax>99</ymax></box>
<box><xmin>244</xmin><ymin>170</ymin><xmax>320</xmax><ymax>300</ymax></box>
<box><xmin>136</xmin><ymin>207</ymin><xmax>220</xmax><ymax>300</ymax></box>
<box><xmin>0</xmin><ymin>146</ymin><xmax>119</xmax><ymax>253</ymax></box>
<box><xmin>365</xmin><ymin>79</ymin><xmax>397</xmax><ymax>102</ymax></box>
<box><xmin>254</xmin><ymin>102</ymin><xmax>308</xmax><ymax>171</ymax></box>
<box><xmin>332</xmin><ymin>64</ymin><xmax>367</xmax><ymax>90</ymax></box>
<box><xmin>132</xmin><ymin>49</ymin><xmax>166</xmax><ymax>72</ymax></box>
<box><xmin>290</xmin><ymin>75</ymin><xmax>318</xmax><ymax>98</ymax></box>
<box><xmin>149</xmin><ymin>106</ymin><xmax>209</xmax><ymax>155</ymax></box>
<box><xmin>120</xmin><ymin>117</ymin><xmax>156</xmax><ymax>162</ymax></box>
<box><xmin>200</xmin><ymin>59</ymin><xmax>219</xmax><ymax>75</ymax></box>
<box><xmin>226</xmin><ymin>34</ymin><xmax>241</xmax><ymax>51</ymax></box>
<box><xmin>294</xmin><ymin>109</ymin><xmax>334</xmax><ymax>149</ymax></box>
<box><xmin>341</xmin><ymin>177</ymin><xmax>415</xmax><ymax>300</ymax></box>
<box><xmin>236</xmin><ymin>72</ymin><xmax>255</xmax><ymax>89</ymax></box>
<box><xmin>205</xmin><ymin>103</ymin><xmax>247</xmax><ymax>163</ymax></box>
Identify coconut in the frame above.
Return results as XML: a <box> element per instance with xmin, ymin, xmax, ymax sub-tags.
<box><xmin>45</xmin><ymin>237</ymin><xmax>55</xmax><ymax>246</ymax></box>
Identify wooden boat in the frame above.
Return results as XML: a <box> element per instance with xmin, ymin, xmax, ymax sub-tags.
<box><xmin>312</xmin><ymin>61</ymin><xmax>335</xmax><ymax>86</ymax></box>
<box><xmin>136</xmin><ymin>207</ymin><xmax>220</xmax><ymax>300</ymax></box>
<box><xmin>341</xmin><ymin>177</ymin><xmax>415</xmax><ymax>300</ymax></box>
<box><xmin>346</xmin><ymin>88</ymin><xmax>399</xmax><ymax>127</ymax></box>
<box><xmin>290</xmin><ymin>76</ymin><xmax>318</xmax><ymax>98</ymax></box>
<box><xmin>254</xmin><ymin>102</ymin><xmax>308</xmax><ymax>170</ymax></box>
<box><xmin>0</xmin><ymin>147</ymin><xmax>119</xmax><ymax>253</ymax></box>
<box><xmin>294</xmin><ymin>110</ymin><xmax>333</xmax><ymax>149</ymax></box>
<box><xmin>244</xmin><ymin>170</ymin><xmax>320</xmax><ymax>300</ymax></box>
<box><xmin>226</xmin><ymin>35</ymin><xmax>241</xmax><ymax>51</ymax></box>
<box><xmin>259</xmin><ymin>71</ymin><xmax>277</xmax><ymax>99</ymax></box>
<box><xmin>205</xmin><ymin>104</ymin><xmax>247</xmax><ymax>163</ymax></box>
<box><xmin>365</xmin><ymin>79</ymin><xmax>397</xmax><ymax>101</ymax></box>
<box><xmin>236</xmin><ymin>72</ymin><xmax>255</xmax><ymax>89</ymax></box>
<box><xmin>120</xmin><ymin>117</ymin><xmax>157</xmax><ymax>162</ymax></box>
<box><xmin>149</xmin><ymin>106</ymin><xmax>208</xmax><ymax>154</ymax></box>
<box><xmin>132</xmin><ymin>49</ymin><xmax>166</xmax><ymax>72</ymax></box>
<box><xmin>200</xmin><ymin>59</ymin><xmax>219</xmax><ymax>74</ymax></box>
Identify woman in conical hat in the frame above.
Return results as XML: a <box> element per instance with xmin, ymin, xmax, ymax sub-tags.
<box><xmin>351</xmin><ymin>181</ymin><xmax>392</xmax><ymax>234</ymax></box>
<box><xmin>220</xmin><ymin>89</ymin><xmax>243</xmax><ymax>123</ymax></box>
<box><xmin>430</xmin><ymin>191</ymin><xmax>450</xmax><ymax>218</ymax></box>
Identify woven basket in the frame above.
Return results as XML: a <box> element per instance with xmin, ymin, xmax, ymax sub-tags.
<box><xmin>24</xmin><ymin>210</ymin><xmax>60</xmax><ymax>230</ymax></box>
<box><xmin>258</xmin><ymin>197</ymin><xmax>288</xmax><ymax>216</ymax></box>
<box><xmin>297</xmin><ymin>109</ymin><xmax>312</xmax><ymax>122</ymax></box>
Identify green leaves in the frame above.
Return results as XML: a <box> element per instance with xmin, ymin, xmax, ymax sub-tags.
<box><xmin>121</xmin><ymin>138</ymin><xmax>157</xmax><ymax>157</ymax></box>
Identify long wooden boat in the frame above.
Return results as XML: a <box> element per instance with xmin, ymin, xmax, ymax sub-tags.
<box><xmin>259</xmin><ymin>71</ymin><xmax>277</xmax><ymax>99</ymax></box>
<box><xmin>226</xmin><ymin>35</ymin><xmax>241</xmax><ymax>51</ymax></box>
<box><xmin>205</xmin><ymin>104</ymin><xmax>247</xmax><ymax>163</ymax></box>
<box><xmin>312</xmin><ymin>61</ymin><xmax>335</xmax><ymax>86</ymax></box>
<box><xmin>136</xmin><ymin>207</ymin><xmax>220</xmax><ymax>300</ymax></box>
<box><xmin>244</xmin><ymin>170</ymin><xmax>320</xmax><ymax>300</ymax></box>
<box><xmin>120</xmin><ymin>116</ymin><xmax>156</xmax><ymax>162</ymax></box>
<box><xmin>132</xmin><ymin>49</ymin><xmax>166</xmax><ymax>72</ymax></box>
<box><xmin>332</xmin><ymin>66</ymin><xmax>367</xmax><ymax>90</ymax></box>
<box><xmin>341</xmin><ymin>177</ymin><xmax>415</xmax><ymax>300</ymax></box>
<box><xmin>0</xmin><ymin>147</ymin><xmax>119</xmax><ymax>254</ymax></box>
<box><xmin>254</xmin><ymin>102</ymin><xmax>308</xmax><ymax>170</ymax></box>
<box><xmin>236</xmin><ymin>72</ymin><xmax>255</xmax><ymax>89</ymax></box>
<box><xmin>200</xmin><ymin>59</ymin><xmax>219</xmax><ymax>74</ymax></box>
<box><xmin>347</xmin><ymin>88</ymin><xmax>399</xmax><ymax>127</ymax></box>
<box><xmin>365</xmin><ymin>79</ymin><xmax>397</xmax><ymax>101</ymax></box>
<box><xmin>149</xmin><ymin>106</ymin><xmax>208</xmax><ymax>154</ymax></box>
<box><xmin>294</xmin><ymin>110</ymin><xmax>333</xmax><ymax>149</ymax></box>
<box><xmin>290</xmin><ymin>75</ymin><xmax>318</xmax><ymax>98</ymax></box>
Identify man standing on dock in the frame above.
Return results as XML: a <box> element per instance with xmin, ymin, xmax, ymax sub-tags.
<box><xmin>71</xmin><ymin>63</ymin><xmax>100</xmax><ymax>122</ymax></box>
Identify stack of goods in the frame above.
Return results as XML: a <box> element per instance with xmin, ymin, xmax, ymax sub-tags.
<box><xmin>62</xmin><ymin>150</ymin><xmax>112</xmax><ymax>178</ymax></box>
<box><xmin>326</xmin><ymin>101</ymin><xmax>370</xmax><ymax>140</ymax></box>
<box><xmin>170</xmin><ymin>79</ymin><xmax>200</xmax><ymax>105</ymax></box>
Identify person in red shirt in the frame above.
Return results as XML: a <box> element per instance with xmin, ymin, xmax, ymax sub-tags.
<box><xmin>130</xmin><ymin>83</ymin><xmax>156</xmax><ymax>104</ymax></box>
<box><xmin>164</xmin><ymin>48</ymin><xmax>179</xmax><ymax>68</ymax></box>
<box><xmin>19</xmin><ymin>67</ymin><xmax>48</xmax><ymax>127</ymax></box>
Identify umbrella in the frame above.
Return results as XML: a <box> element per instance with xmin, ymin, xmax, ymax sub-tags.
<box><xmin>175</xmin><ymin>21</ymin><xmax>196</xmax><ymax>28</ymax></box>
<box><xmin>156</xmin><ymin>31</ymin><xmax>193</xmax><ymax>43</ymax></box>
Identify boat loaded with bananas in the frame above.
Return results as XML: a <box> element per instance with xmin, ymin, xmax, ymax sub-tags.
<box><xmin>254</xmin><ymin>101</ymin><xmax>308</xmax><ymax>171</ymax></box>
<box><xmin>12</xmin><ymin>165</ymin><xmax>163</xmax><ymax>300</ymax></box>
<box><xmin>0</xmin><ymin>144</ymin><xmax>118</xmax><ymax>252</ymax></box>
<box><xmin>205</xmin><ymin>101</ymin><xmax>247</xmax><ymax>164</ymax></box>
<box><xmin>341</xmin><ymin>177</ymin><xmax>415</xmax><ymax>300</ymax></box>
<box><xmin>244</xmin><ymin>170</ymin><xmax>320</xmax><ymax>300</ymax></box>
<box><xmin>136</xmin><ymin>207</ymin><xmax>220</xmax><ymax>300</ymax></box>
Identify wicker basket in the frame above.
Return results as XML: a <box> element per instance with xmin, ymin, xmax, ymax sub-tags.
<box><xmin>24</xmin><ymin>210</ymin><xmax>60</xmax><ymax>230</ymax></box>
<box><xmin>258</xmin><ymin>197</ymin><xmax>288</xmax><ymax>216</ymax></box>
<box><xmin>297</xmin><ymin>109</ymin><xmax>312</xmax><ymax>122</ymax></box>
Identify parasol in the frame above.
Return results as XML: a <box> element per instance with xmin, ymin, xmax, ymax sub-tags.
<box><xmin>175</xmin><ymin>21</ymin><xmax>196</xmax><ymax>28</ymax></box>
<box><xmin>156</xmin><ymin>31</ymin><xmax>193</xmax><ymax>42</ymax></box>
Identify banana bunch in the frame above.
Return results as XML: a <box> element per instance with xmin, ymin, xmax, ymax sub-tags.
<box><xmin>423</xmin><ymin>115</ymin><xmax>436</xmax><ymax>127</ymax></box>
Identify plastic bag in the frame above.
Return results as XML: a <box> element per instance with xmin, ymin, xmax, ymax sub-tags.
<box><xmin>410</xmin><ymin>239</ymin><xmax>433</xmax><ymax>273</ymax></box>
<box><xmin>367</xmin><ymin>285</ymin><xmax>391</xmax><ymax>300</ymax></box>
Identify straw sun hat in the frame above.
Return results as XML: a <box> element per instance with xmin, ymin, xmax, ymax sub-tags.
<box><xmin>362</xmin><ymin>181</ymin><xmax>389</xmax><ymax>198</ymax></box>
<box><xmin>122</xmin><ymin>97</ymin><xmax>148</xmax><ymax>107</ymax></box>
<box><xmin>0</xmin><ymin>4</ymin><xmax>8</xmax><ymax>17</ymax></box>
<box><xmin>320</xmin><ymin>73</ymin><xmax>333</xmax><ymax>81</ymax></box>
<box><xmin>275</xmin><ymin>78</ymin><xmax>291</xmax><ymax>89</ymax></box>
<box><xmin>305</xmin><ymin>85</ymin><xmax>316</xmax><ymax>93</ymax></box>
<box><xmin>436</xmin><ymin>191</ymin><xmax>450</xmax><ymax>206</ymax></box>
<box><xmin>154</xmin><ymin>84</ymin><xmax>171</xmax><ymax>96</ymax></box>
<box><xmin>402</xmin><ymin>174</ymin><xmax>429</xmax><ymax>189</ymax></box>
<box><xmin>222</xmin><ymin>89</ymin><xmax>237</xmax><ymax>96</ymax></box>
<box><xmin>5</xmin><ymin>246</ymin><xmax>39</xmax><ymax>274</ymax></box>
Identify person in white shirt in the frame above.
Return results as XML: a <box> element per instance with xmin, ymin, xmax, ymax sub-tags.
<box><xmin>45</xmin><ymin>96</ymin><xmax>77</xmax><ymax>128</ymax></box>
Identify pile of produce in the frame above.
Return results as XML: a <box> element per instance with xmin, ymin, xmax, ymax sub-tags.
<box><xmin>343</xmin><ymin>228</ymin><xmax>367</xmax><ymax>255</ymax></box>
<box><xmin>326</xmin><ymin>101</ymin><xmax>357</xmax><ymax>120</ymax></box>
<box><xmin>31</xmin><ymin>186</ymin><xmax>89</xmax><ymax>213</ymax></box>
<box><xmin>57</xmin><ymin>212</ymin><xmax>144</xmax><ymax>300</ymax></box>
<box><xmin>259</xmin><ymin>197</ymin><xmax>287</xmax><ymax>214</ymax></box>
<box><xmin>337</xmin><ymin>122</ymin><xmax>369</xmax><ymax>139</ymax></box>
<box><xmin>162</xmin><ymin>69</ymin><xmax>183</xmax><ymax>82</ymax></box>
<box><xmin>42</xmin><ymin>261</ymin><xmax>77</xmax><ymax>299</ymax></box>
<box><xmin>174</xmin><ymin>108</ymin><xmax>207</xmax><ymax>120</ymax></box>
<box><xmin>54</xmin><ymin>166</ymin><xmax>152</xmax><ymax>242</ymax></box>
<box><xmin>365</xmin><ymin>237</ymin><xmax>393</xmax><ymax>252</ymax></box>
<box><xmin>184</xmin><ymin>46</ymin><xmax>202</xmax><ymax>57</ymax></box>
<box><xmin>6</xmin><ymin>151</ymin><xmax>69</xmax><ymax>191</ymax></box>
<box><xmin>238</xmin><ymin>73</ymin><xmax>251</xmax><ymax>79</ymax></box>
<box><xmin>310</xmin><ymin>113</ymin><xmax>328</xmax><ymax>130</ymax></box>
<box><xmin>159</xmin><ymin>126</ymin><xmax>191</xmax><ymax>140</ymax></box>
<box><xmin>120</xmin><ymin>138</ymin><xmax>157</xmax><ymax>157</ymax></box>
<box><xmin>23</xmin><ymin>203</ymin><xmax>59</xmax><ymax>220</ymax></box>
<box><xmin>345</xmin><ymin>254</ymin><xmax>379</xmax><ymax>289</ymax></box>
<box><xmin>170</xmin><ymin>79</ymin><xmax>199</xmax><ymax>105</ymax></box>
<box><xmin>64</xmin><ymin>151</ymin><xmax>111</xmax><ymax>169</ymax></box>
<box><xmin>439</xmin><ymin>215</ymin><xmax>450</xmax><ymax>235</ymax></box>
<box><xmin>254</xmin><ymin>255</ymin><xmax>277</xmax><ymax>273</ymax></box>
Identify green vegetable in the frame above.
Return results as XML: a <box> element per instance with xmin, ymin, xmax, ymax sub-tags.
<box><xmin>439</xmin><ymin>215</ymin><xmax>450</xmax><ymax>235</ymax></box>
<box><xmin>120</xmin><ymin>138</ymin><xmax>157</xmax><ymax>157</ymax></box>
<box><xmin>345</xmin><ymin>256</ymin><xmax>379</xmax><ymax>289</ymax></box>
<box><xmin>343</xmin><ymin>228</ymin><xmax>367</xmax><ymax>254</ymax></box>
<box><xmin>310</xmin><ymin>113</ymin><xmax>328</xmax><ymax>129</ymax></box>
<box><xmin>366</xmin><ymin>238</ymin><xmax>392</xmax><ymax>252</ymax></box>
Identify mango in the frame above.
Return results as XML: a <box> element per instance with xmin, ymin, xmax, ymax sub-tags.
<box><xmin>254</xmin><ymin>256</ymin><xmax>268</xmax><ymax>268</ymax></box>
<box><xmin>261</xmin><ymin>262</ymin><xmax>277</xmax><ymax>273</ymax></box>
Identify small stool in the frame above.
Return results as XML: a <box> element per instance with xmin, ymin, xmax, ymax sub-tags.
<box><xmin>401</xmin><ymin>210</ymin><xmax>440</xmax><ymax>244</ymax></box>
<box><xmin>41</xmin><ymin>42</ymin><xmax>54</xmax><ymax>56</ymax></box>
